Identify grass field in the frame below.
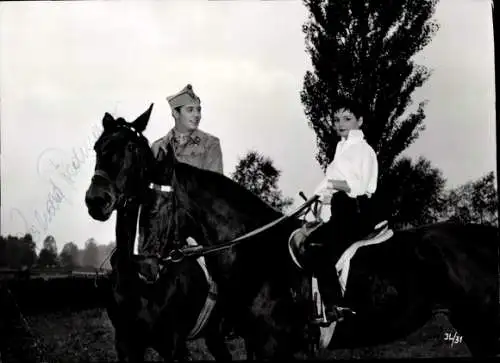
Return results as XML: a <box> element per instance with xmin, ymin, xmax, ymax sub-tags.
<box><xmin>21</xmin><ymin>308</ymin><xmax>471</xmax><ymax>362</ymax></box>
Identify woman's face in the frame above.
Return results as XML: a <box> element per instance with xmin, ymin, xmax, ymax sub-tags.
<box><xmin>333</xmin><ymin>108</ymin><xmax>362</xmax><ymax>138</ymax></box>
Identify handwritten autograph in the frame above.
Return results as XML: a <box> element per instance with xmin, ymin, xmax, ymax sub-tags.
<box><xmin>443</xmin><ymin>331</ymin><xmax>463</xmax><ymax>347</ymax></box>
<box><xmin>9</xmin><ymin>124</ymin><xmax>103</xmax><ymax>244</ymax></box>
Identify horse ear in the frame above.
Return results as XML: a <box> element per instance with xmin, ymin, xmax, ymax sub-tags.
<box><xmin>132</xmin><ymin>103</ymin><xmax>153</xmax><ymax>133</ymax></box>
<box><xmin>103</xmin><ymin>112</ymin><xmax>115</xmax><ymax>130</ymax></box>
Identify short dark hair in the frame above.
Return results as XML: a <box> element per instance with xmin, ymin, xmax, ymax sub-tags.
<box><xmin>334</xmin><ymin>99</ymin><xmax>364</xmax><ymax>120</ymax></box>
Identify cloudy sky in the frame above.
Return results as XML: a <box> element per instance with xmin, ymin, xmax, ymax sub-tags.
<box><xmin>0</xmin><ymin>0</ymin><xmax>496</xmax><ymax>251</ymax></box>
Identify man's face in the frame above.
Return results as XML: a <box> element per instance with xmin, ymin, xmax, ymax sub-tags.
<box><xmin>173</xmin><ymin>101</ymin><xmax>201</xmax><ymax>132</ymax></box>
<box><xmin>333</xmin><ymin>108</ymin><xmax>363</xmax><ymax>138</ymax></box>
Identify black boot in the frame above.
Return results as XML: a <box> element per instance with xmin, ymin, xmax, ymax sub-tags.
<box><xmin>327</xmin><ymin>305</ymin><xmax>356</xmax><ymax>323</ymax></box>
<box><xmin>312</xmin><ymin>295</ymin><xmax>355</xmax><ymax>325</ymax></box>
<box><xmin>313</xmin><ymin>272</ymin><xmax>356</xmax><ymax>325</ymax></box>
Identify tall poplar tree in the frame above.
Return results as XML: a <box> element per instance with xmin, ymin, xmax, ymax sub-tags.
<box><xmin>301</xmin><ymin>0</ymin><xmax>442</xmax><ymax>225</ymax></box>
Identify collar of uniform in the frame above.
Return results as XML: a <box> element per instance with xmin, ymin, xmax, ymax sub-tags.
<box><xmin>340</xmin><ymin>129</ymin><xmax>364</xmax><ymax>143</ymax></box>
<box><xmin>166</xmin><ymin>128</ymin><xmax>201</xmax><ymax>144</ymax></box>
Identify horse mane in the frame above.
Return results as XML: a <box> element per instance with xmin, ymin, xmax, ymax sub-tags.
<box><xmin>173</xmin><ymin>161</ymin><xmax>285</xmax><ymax>242</ymax></box>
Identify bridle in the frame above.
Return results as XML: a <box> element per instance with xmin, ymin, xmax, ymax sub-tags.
<box><xmin>92</xmin><ymin>169</ymin><xmax>138</xmax><ymax>210</ymax></box>
<box><xmin>92</xmin><ymin>122</ymin><xmax>151</xmax><ymax>210</ymax></box>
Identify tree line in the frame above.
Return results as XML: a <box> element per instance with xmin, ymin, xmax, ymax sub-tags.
<box><xmin>0</xmin><ymin>234</ymin><xmax>115</xmax><ymax>271</ymax></box>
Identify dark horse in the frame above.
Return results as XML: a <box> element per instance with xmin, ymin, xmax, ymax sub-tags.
<box><xmin>86</xmin><ymin>105</ymin><xmax>500</xmax><ymax>359</ymax></box>
<box><xmin>85</xmin><ymin>105</ymin><xmax>233</xmax><ymax>362</ymax></box>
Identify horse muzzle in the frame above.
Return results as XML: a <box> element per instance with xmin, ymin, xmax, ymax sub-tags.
<box><xmin>85</xmin><ymin>186</ymin><xmax>116</xmax><ymax>221</ymax></box>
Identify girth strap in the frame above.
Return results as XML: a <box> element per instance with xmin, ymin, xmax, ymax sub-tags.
<box><xmin>185</xmin><ymin>237</ymin><xmax>218</xmax><ymax>340</ymax></box>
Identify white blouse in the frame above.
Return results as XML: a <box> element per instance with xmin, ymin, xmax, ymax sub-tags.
<box><xmin>313</xmin><ymin>129</ymin><xmax>378</xmax><ymax>203</ymax></box>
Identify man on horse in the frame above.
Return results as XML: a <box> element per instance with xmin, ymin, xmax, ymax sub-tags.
<box><xmin>152</xmin><ymin>83</ymin><xmax>224</xmax><ymax>174</ymax></box>
<box><xmin>150</xmin><ymin>84</ymin><xmax>236</xmax><ymax>346</ymax></box>
<box><xmin>307</xmin><ymin>102</ymin><xmax>378</xmax><ymax>324</ymax></box>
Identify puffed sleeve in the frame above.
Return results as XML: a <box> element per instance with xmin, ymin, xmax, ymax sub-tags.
<box><xmin>204</xmin><ymin>137</ymin><xmax>224</xmax><ymax>174</ymax></box>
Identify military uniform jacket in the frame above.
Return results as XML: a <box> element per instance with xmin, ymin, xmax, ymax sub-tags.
<box><xmin>151</xmin><ymin>128</ymin><xmax>224</xmax><ymax>174</ymax></box>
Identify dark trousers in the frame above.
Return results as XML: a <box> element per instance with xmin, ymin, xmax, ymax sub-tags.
<box><xmin>308</xmin><ymin>192</ymin><xmax>372</xmax><ymax>310</ymax></box>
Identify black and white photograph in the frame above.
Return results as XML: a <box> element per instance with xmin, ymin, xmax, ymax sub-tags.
<box><xmin>0</xmin><ymin>0</ymin><xmax>498</xmax><ymax>361</ymax></box>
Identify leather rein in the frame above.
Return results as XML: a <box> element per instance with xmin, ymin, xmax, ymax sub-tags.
<box><xmin>93</xmin><ymin>122</ymin><xmax>320</xmax><ymax>267</ymax></box>
<box><xmin>159</xmin><ymin>190</ymin><xmax>319</xmax><ymax>264</ymax></box>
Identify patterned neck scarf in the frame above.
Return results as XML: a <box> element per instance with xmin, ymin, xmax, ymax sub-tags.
<box><xmin>170</xmin><ymin>129</ymin><xmax>201</xmax><ymax>148</ymax></box>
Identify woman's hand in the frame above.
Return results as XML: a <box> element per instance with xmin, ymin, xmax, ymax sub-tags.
<box><xmin>320</xmin><ymin>192</ymin><xmax>332</xmax><ymax>204</ymax></box>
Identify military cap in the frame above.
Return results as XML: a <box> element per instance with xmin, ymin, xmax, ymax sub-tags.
<box><xmin>166</xmin><ymin>84</ymin><xmax>201</xmax><ymax>109</ymax></box>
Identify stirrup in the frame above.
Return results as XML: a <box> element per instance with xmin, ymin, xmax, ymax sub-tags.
<box><xmin>311</xmin><ymin>306</ymin><xmax>356</xmax><ymax>325</ymax></box>
<box><xmin>336</xmin><ymin>306</ymin><xmax>356</xmax><ymax>319</ymax></box>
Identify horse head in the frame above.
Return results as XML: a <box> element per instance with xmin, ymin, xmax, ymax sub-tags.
<box><xmin>85</xmin><ymin>104</ymin><xmax>154</xmax><ymax>221</ymax></box>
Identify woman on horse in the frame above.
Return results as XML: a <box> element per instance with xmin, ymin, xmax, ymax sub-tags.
<box><xmin>308</xmin><ymin>103</ymin><xmax>378</xmax><ymax>324</ymax></box>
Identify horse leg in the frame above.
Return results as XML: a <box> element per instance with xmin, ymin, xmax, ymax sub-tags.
<box><xmin>223</xmin><ymin>311</ymin><xmax>262</xmax><ymax>361</ymax></box>
<box><xmin>115</xmin><ymin>330</ymin><xmax>147</xmax><ymax>363</ymax></box>
<box><xmin>243</xmin><ymin>338</ymin><xmax>256</xmax><ymax>361</ymax></box>
<box><xmin>115</xmin><ymin>335</ymin><xmax>126</xmax><ymax>362</ymax></box>
<box><xmin>235</xmin><ymin>314</ymin><xmax>296</xmax><ymax>361</ymax></box>
<box><xmin>253</xmin><ymin>330</ymin><xmax>296</xmax><ymax>361</ymax></box>
<box><xmin>114</xmin><ymin>328</ymin><xmax>130</xmax><ymax>361</ymax></box>
<box><xmin>204</xmin><ymin>315</ymin><xmax>233</xmax><ymax>362</ymax></box>
<box><xmin>223</xmin><ymin>315</ymin><xmax>256</xmax><ymax>360</ymax></box>
<box><xmin>152</xmin><ymin>330</ymin><xmax>185</xmax><ymax>363</ymax></box>
<box><xmin>172</xmin><ymin>340</ymin><xmax>191</xmax><ymax>362</ymax></box>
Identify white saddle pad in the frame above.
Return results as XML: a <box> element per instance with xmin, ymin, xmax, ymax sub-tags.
<box><xmin>335</xmin><ymin>228</ymin><xmax>394</xmax><ymax>296</ymax></box>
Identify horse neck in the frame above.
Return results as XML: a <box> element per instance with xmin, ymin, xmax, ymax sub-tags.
<box><xmin>133</xmin><ymin>159</ymin><xmax>180</xmax><ymax>254</ymax></box>
<box><xmin>181</xmin><ymin>189</ymin><xmax>281</xmax><ymax>243</ymax></box>
<box><xmin>111</xmin><ymin>151</ymin><xmax>163</xmax><ymax>262</ymax></box>
<box><xmin>128</xmin><ymin>149</ymin><xmax>167</xmax><ymax>203</ymax></box>
<box><xmin>149</xmin><ymin>152</ymin><xmax>175</xmax><ymax>186</ymax></box>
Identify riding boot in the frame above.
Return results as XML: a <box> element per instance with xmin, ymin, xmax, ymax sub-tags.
<box><xmin>317</xmin><ymin>276</ymin><xmax>355</xmax><ymax>322</ymax></box>
<box><xmin>222</xmin><ymin>319</ymin><xmax>237</xmax><ymax>340</ymax></box>
<box><xmin>313</xmin><ymin>256</ymin><xmax>355</xmax><ymax>325</ymax></box>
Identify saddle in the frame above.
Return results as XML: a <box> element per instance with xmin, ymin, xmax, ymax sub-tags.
<box><xmin>288</xmin><ymin>220</ymin><xmax>393</xmax><ymax>349</ymax></box>
<box><xmin>288</xmin><ymin>219</ymin><xmax>389</xmax><ymax>271</ymax></box>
